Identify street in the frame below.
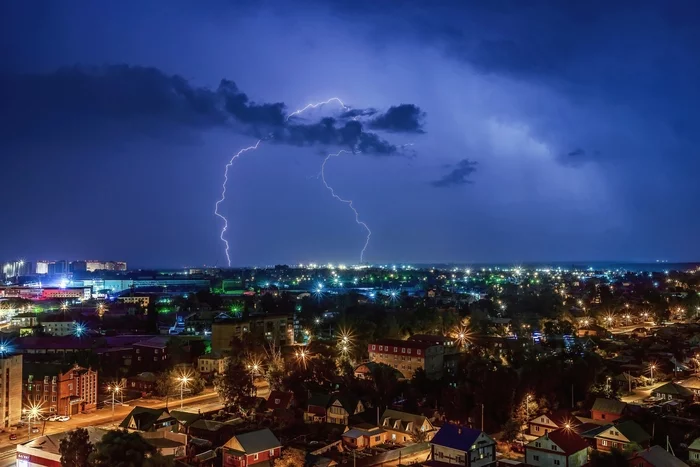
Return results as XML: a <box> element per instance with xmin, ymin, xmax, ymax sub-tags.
<box><xmin>0</xmin><ymin>389</ymin><xmax>223</xmax><ymax>467</ymax></box>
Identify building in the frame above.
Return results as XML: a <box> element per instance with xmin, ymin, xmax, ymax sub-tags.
<box><xmin>342</xmin><ymin>427</ymin><xmax>388</xmax><ymax>449</ymax></box>
<box><xmin>17</xmin><ymin>427</ymin><xmax>108</xmax><ymax>467</ymax></box>
<box><xmin>652</xmin><ymin>382</ymin><xmax>694</xmax><ymax>402</ymax></box>
<box><xmin>212</xmin><ymin>314</ymin><xmax>292</xmax><ymax>353</ymax></box>
<box><xmin>10</xmin><ymin>313</ymin><xmax>38</xmax><ymax>329</ymax></box>
<box><xmin>594</xmin><ymin>421</ymin><xmax>651</xmax><ymax>452</ymax></box>
<box><xmin>380</xmin><ymin>409</ymin><xmax>437</xmax><ymax>444</ymax></box>
<box><xmin>591</xmin><ymin>398</ymin><xmax>627</xmax><ymax>423</ymax></box>
<box><xmin>327</xmin><ymin>394</ymin><xmax>365</xmax><ymax>425</ymax></box>
<box><xmin>126</xmin><ymin>372</ymin><xmax>157</xmax><ymax>394</ymax></box>
<box><xmin>0</xmin><ymin>354</ymin><xmax>22</xmax><ymax>428</ymax></box>
<box><xmin>368</xmin><ymin>338</ymin><xmax>444</xmax><ymax>379</ymax></box>
<box><xmin>118</xmin><ymin>295</ymin><xmax>150</xmax><ymax>307</ymax></box>
<box><xmin>222</xmin><ymin>428</ymin><xmax>282</xmax><ymax>466</ymax></box>
<box><xmin>679</xmin><ymin>376</ymin><xmax>700</xmax><ymax>399</ymax></box>
<box><xmin>305</xmin><ymin>393</ymin><xmax>331</xmax><ymax>423</ymax></box>
<box><xmin>528</xmin><ymin>410</ymin><xmax>575</xmax><ymax>436</ymax></box>
<box><xmin>688</xmin><ymin>437</ymin><xmax>700</xmax><ymax>464</ymax></box>
<box><xmin>35</xmin><ymin>261</ymin><xmax>50</xmax><ymax>275</ymax></box>
<box><xmin>427</xmin><ymin>423</ymin><xmax>496</xmax><ymax>467</ymax></box>
<box><xmin>119</xmin><ymin>407</ymin><xmax>179</xmax><ymax>432</ymax></box>
<box><xmin>24</xmin><ymin>363</ymin><xmax>98</xmax><ymax>416</ymax></box>
<box><xmin>198</xmin><ymin>353</ymin><xmax>228</xmax><ymax>376</ymax></box>
<box><xmin>131</xmin><ymin>336</ymin><xmax>170</xmax><ymax>374</ymax></box>
<box><xmin>627</xmin><ymin>445</ymin><xmax>688</xmax><ymax>467</ymax></box>
<box><xmin>41</xmin><ymin>318</ymin><xmax>77</xmax><ymax>337</ymax></box>
<box><xmin>525</xmin><ymin>428</ymin><xmax>589</xmax><ymax>467</ymax></box>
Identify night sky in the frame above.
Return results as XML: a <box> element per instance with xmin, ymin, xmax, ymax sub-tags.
<box><xmin>2</xmin><ymin>1</ymin><xmax>700</xmax><ymax>267</ymax></box>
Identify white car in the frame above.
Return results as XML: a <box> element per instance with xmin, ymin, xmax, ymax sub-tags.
<box><xmin>48</xmin><ymin>415</ymin><xmax>59</xmax><ymax>422</ymax></box>
<box><xmin>57</xmin><ymin>416</ymin><xmax>70</xmax><ymax>422</ymax></box>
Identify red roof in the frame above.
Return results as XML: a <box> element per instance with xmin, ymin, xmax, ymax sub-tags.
<box><xmin>546</xmin><ymin>428</ymin><xmax>589</xmax><ymax>455</ymax></box>
<box><xmin>264</xmin><ymin>391</ymin><xmax>293</xmax><ymax>410</ymax></box>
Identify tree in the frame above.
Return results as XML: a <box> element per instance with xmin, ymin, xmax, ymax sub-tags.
<box><xmin>90</xmin><ymin>430</ymin><xmax>169</xmax><ymax>467</ymax></box>
<box><xmin>59</xmin><ymin>428</ymin><xmax>94</xmax><ymax>467</ymax></box>
<box><xmin>215</xmin><ymin>360</ymin><xmax>254</xmax><ymax>411</ymax></box>
<box><xmin>154</xmin><ymin>372</ymin><xmax>175</xmax><ymax>397</ymax></box>
<box><xmin>273</xmin><ymin>448</ymin><xmax>306</xmax><ymax>467</ymax></box>
<box><xmin>154</xmin><ymin>369</ymin><xmax>205</xmax><ymax>398</ymax></box>
<box><xmin>411</xmin><ymin>428</ymin><xmax>428</xmax><ymax>444</ymax></box>
<box><xmin>501</xmin><ymin>419</ymin><xmax>521</xmax><ymax>443</ymax></box>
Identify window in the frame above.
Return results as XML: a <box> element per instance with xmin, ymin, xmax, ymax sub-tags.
<box><xmin>371</xmin><ymin>345</ymin><xmax>376</xmax><ymax>350</ymax></box>
<box><xmin>554</xmin><ymin>460</ymin><xmax>560</xmax><ymax>466</ymax></box>
<box><xmin>375</xmin><ymin>436</ymin><xmax>381</xmax><ymax>441</ymax></box>
<box><xmin>535</xmin><ymin>426</ymin><xmax>540</xmax><ymax>432</ymax></box>
<box><xmin>402</xmin><ymin>348</ymin><xmax>406</xmax><ymax>353</ymax></box>
<box><xmin>601</xmin><ymin>414</ymin><xmax>606</xmax><ymax>419</ymax></box>
<box><xmin>269</xmin><ymin>449</ymin><xmax>275</xmax><ymax>456</ymax></box>
<box><xmin>52</xmin><ymin>396</ymin><xmax>56</xmax><ymax>402</ymax></box>
<box><xmin>154</xmin><ymin>357</ymin><xmax>158</xmax><ymax>361</ymax></box>
<box><xmin>601</xmin><ymin>440</ymin><xmax>608</xmax><ymax>446</ymax></box>
<box><xmin>541</xmin><ymin>417</ymin><xmax>544</xmax><ymax>422</ymax></box>
<box><xmin>135</xmin><ymin>349</ymin><xmax>140</xmax><ymax>354</ymax></box>
<box><xmin>552</xmin><ymin>445</ymin><xmax>557</xmax><ymax>451</ymax></box>
<box><xmin>253</xmin><ymin>453</ymin><xmax>259</xmax><ymax>461</ymax></box>
<box><xmin>535</xmin><ymin>442</ymin><xmax>541</xmax><ymax>448</ymax></box>
<box><xmin>394</xmin><ymin>347</ymin><xmax>398</xmax><ymax>352</ymax></box>
<box><xmin>417</xmin><ymin>350</ymin><xmax>421</xmax><ymax>355</ymax></box>
<box><xmin>533</xmin><ymin>455</ymin><xmax>539</xmax><ymax>461</ymax></box>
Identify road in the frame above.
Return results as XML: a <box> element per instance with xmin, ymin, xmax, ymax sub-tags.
<box><xmin>620</xmin><ymin>381</ymin><xmax>667</xmax><ymax>403</ymax></box>
<box><xmin>0</xmin><ymin>389</ymin><xmax>223</xmax><ymax>467</ymax></box>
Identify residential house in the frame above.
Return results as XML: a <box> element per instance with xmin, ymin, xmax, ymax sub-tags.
<box><xmin>342</xmin><ymin>427</ymin><xmax>388</xmax><ymax>449</ymax></box>
<box><xmin>525</xmin><ymin>428</ymin><xmax>589</xmax><ymax>467</ymax></box>
<box><xmin>262</xmin><ymin>390</ymin><xmax>294</xmax><ymax>423</ymax></box>
<box><xmin>126</xmin><ymin>372</ymin><xmax>157</xmax><ymax>394</ymax></box>
<box><xmin>222</xmin><ymin>428</ymin><xmax>282</xmax><ymax>467</ymax></box>
<box><xmin>427</xmin><ymin>423</ymin><xmax>496</xmax><ymax>467</ymax></box>
<box><xmin>679</xmin><ymin>376</ymin><xmax>700</xmax><ymax>399</ymax></box>
<box><xmin>189</xmin><ymin>418</ymin><xmax>240</xmax><ymax>446</ymax></box>
<box><xmin>380</xmin><ymin>409</ymin><xmax>437</xmax><ymax>444</ymax></box>
<box><xmin>591</xmin><ymin>398</ymin><xmax>627</xmax><ymax>423</ymax></box>
<box><xmin>688</xmin><ymin>437</ymin><xmax>700</xmax><ymax>465</ymax></box>
<box><xmin>627</xmin><ymin>445</ymin><xmax>689</xmax><ymax>467</ymax></box>
<box><xmin>305</xmin><ymin>393</ymin><xmax>331</xmax><ymax>423</ymax></box>
<box><xmin>652</xmin><ymin>382</ymin><xmax>694</xmax><ymax>402</ymax></box>
<box><xmin>594</xmin><ymin>420</ymin><xmax>651</xmax><ymax>452</ymax></box>
<box><xmin>327</xmin><ymin>394</ymin><xmax>365</xmax><ymax>425</ymax></box>
<box><xmin>528</xmin><ymin>410</ymin><xmax>576</xmax><ymax>437</ymax></box>
<box><xmin>119</xmin><ymin>407</ymin><xmax>179</xmax><ymax>432</ymax></box>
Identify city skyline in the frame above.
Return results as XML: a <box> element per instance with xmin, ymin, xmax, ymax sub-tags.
<box><xmin>3</xmin><ymin>2</ymin><xmax>700</xmax><ymax>267</ymax></box>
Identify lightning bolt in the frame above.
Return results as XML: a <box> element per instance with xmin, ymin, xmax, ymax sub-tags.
<box><xmin>216</xmin><ymin>98</ymin><xmax>352</xmax><ymax>266</ymax></box>
<box><xmin>321</xmin><ymin>150</ymin><xmax>371</xmax><ymax>263</ymax></box>
<box><xmin>214</xmin><ymin>140</ymin><xmax>262</xmax><ymax>266</ymax></box>
<box><xmin>285</xmin><ymin>97</ymin><xmax>349</xmax><ymax>122</ymax></box>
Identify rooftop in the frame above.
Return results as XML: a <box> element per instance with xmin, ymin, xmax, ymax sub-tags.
<box><xmin>431</xmin><ymin>423</ymin><xmax>486</xmax><ymax>452</ymax></box>
<box><xmin>591</xmin><ymin>397</ymin><xmax>626</xmax><ymax>415</ymax></box>
<box><xmin>545</xmin><ymin>428</ymin><xmax>589</xmax><ymax>455</ymax></box>
<box><xmin>628</xmin><ymin>445</ymin><xmax>688</xmax><ymax>467</ymax></box>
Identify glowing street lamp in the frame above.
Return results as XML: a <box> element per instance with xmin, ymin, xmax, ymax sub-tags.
<box><xmin>649</xmin><ymin>364</ymin><xmax>656</xmax><ymax>384</ymax></box>
<box><xmin>24</xmin><ymin>402</ymin><xmax>43</xmax><ymax>440</ymax></box>
<box><xmin>177</xmin><ymin>375</ymin><xmax>191</xmax><ymax>409</ymax></box>
<box><xmin>295</xmin><ymin>349</ymin><xmax>308</xmax><ymax>369</ymax></box>
<box><xmin>107</xmin><ymin>383</ymin><xmax>122</xmax><ymax>424</ymax></box>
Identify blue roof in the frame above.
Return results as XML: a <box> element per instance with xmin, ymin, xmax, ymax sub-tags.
<box><xmin>430</xmin><ymin>423</ymin><xmax>482</xmax><ymax>451</ymax></box>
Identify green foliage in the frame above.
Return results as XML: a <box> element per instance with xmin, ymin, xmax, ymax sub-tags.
<box><xmin>90</xmin><ymin>430</ymin><xmax>169</xmax><ymax>467</ymax></box>
<box><xmin>215</xmin><ymin>360</ymin><xmax>255</xmax><ymax>411</ymax></box>
<box><xmin>59</xmin><ymin>428</ymin><xmax>94</xmax><ymax>467</ymax></box>
<box><xmin>154</xmin><ymin>369</ymin><xmax>205</xmax><ymax>397</ymax></box>
<box><xmin>501</xmin><ymin>419</ymin><xmax>521</xmax><ymax>443</ymax></box>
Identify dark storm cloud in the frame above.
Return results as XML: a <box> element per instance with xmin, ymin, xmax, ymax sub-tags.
<box><xmin>368</xmin><ymin>104</ymin><xmax>425</xmax><ymax>133</ymax></box>
<box><xmin>431</xmin><ymin>159</ymin><xmax>477</xmax><ymax>187</ymax></box>
<box><xmin>0</xmin><ymin>65</ymin><xmax>423</xmax><ymax>155</ymax></box>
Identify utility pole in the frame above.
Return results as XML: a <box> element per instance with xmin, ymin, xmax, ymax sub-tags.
<box><xmin>481</xmin><ymin>404</ymin><xmax>484</xmax><ymax>432</ymax></box>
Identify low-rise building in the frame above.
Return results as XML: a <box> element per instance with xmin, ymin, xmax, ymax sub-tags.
<box><xmin>40</xmin><ymin>318</ymin><xmax>77</xmax><ymax>337</ymax></box>
<box><xmin>198</xmin><ymin>353</ymin><xmax>228</xmax><ymax>376</ymax></box>
<box><xmin>427</xmin><ymin>423</ymin><xmax>496</xmax><ymax>467</ymax></box>
<box><xmin>342</xmin><ymin>427</ymin><xmax>387</xmax><ymax>449</ymax></box>
<box><xmin>327</xmin><ymin>394</ymin><xmax>365</xmax><ymax>425</ymax></box>
<box><xmin>119</xmin><ymin>407</ymin><xmax>179</xmax><ymax>433</ymax></box>
<box><xmin>380</xmin><ymin>409</ymin><xmax>436</xmax><ymax>444</ymax></box>
<box><xmin>594</xmin><ymin>420</ymin><xmax>650</xmax><ymax>452</ymax></box>
<box><xmin>525</xmin><ymin>428</ymin><xmax>589</xmax><ymax>467</ymax></box>
<box><xmin>118</xmin><ymin>295</ymin><xmax>150</xmax><ymax>307</ymax></box>
<box><xmin>688</xmin><ymin>437</ymin><xmax>700</xmax><ymax>464</ymax></box>
<box><xmin>212</xmin><ymin>314</ymin><xmax>293</xmax><ymax>354</ymax></box>
<box><xmin>132</xmin><ymin>336</ymin><xmax>170</xmax><ymax>374</ymax></box>
<box><xmin>368</xmin><ymin>338</ymin><xmax>444</xmax><ymax>379</ymax></box>
<box><xmin>126</xmin><ymin>372</ymin><xmax>157</xmax><ymax>394</ymax></box>
<box><xmin>679</xmin><ymin>376</ymin><xmax>700</xmax><ymax>399</ymax></box>
<box><xmin>528</xmin><ymin>410</ymin><xmax>575</xmax><ymax>437</ymax></box>
<box><xmin>591</xmin><ymin>398</ymin><xmax>627</xmax><ymax>423</ymax></box>
<box><xmin>652</xmin><ymin>382</ymin><xmax>694</xmax><ymax>402</ymax></box>
<box><xmin>627</xmin><ymin>445</ymin><xmax>688</xmax><ymax>467</ymax></box>
<box><xmin>23</xmin><ymin>363</ymin><xmax>97</xmax><ymax>416</ymax></box>
<box><xmin>222</xmin><ymin>428</ymin><xmax>281</xmax><ymax>467</ymax></box>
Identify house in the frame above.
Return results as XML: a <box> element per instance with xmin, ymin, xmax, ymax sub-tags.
<box><xmin>594</xmin><ymin>420</ymin><xmax>651</xmax><ymax>452</ymax></box>
<box><xmin>126</xmin><ymin>372</ymin><xmax>157</xmax><ymax>394</ymax></box>
<box><xmin>652</xmin><ymin>382</ymin><xmax>694</xmax><ymax>402</ymax></box>
<box><xmin>426</xmin><ymin>423</ymin><xmax>496</xmax><ymax>467</ymax></box>
<box><xmin>525</xmin><ymin>428</ymin><xmax>589</xmax><ymax>467</ymax></box>
<box><xmin>198</xmin><ymin>353</ymin><xmax>228</xmax><ymax>376</ymax></box>
<box><xmin>222</xmin><ymin>428</ymin><xmax>282</xmax><ymax>467</ymax></box>
<box><xmin>381</xmin><ymin>408</ymin><xmax>437</xmax><ymax>444</ymax></box>
<box><xmin>342</xmin><ymin>427</ymin><xmax>388</xmax><ymax>449</ymax></box>
<box><xmin>119</xmin><ymin>406</ymin><xmax>179</xmax><ymax>432</ymax></box>
<box><xmin>528</xmin><ymin>410</ymin><xmax>576</xmax><ymax>436</ymax></box>
<box><xmin>327</xmin><ymin>394</ymin><xmax>365</xmax><ymax>425</ymax></box>
<box><xmin>263</xmin><ymin>390</ymin><xmax>294</xmax><ymax>412</ymax></box>
<box><xmin>590</xmin><ymin>398</ymin><xmax>627</xmax><ymax>422</ymax></box>
<box><xmin>679</xmin><ymin>376</ymin><xmax>700</xmax><ymax>399</ymax></box>
<box><xmin>368</xmin><ymin>338</ymin><xmax>445</xmax><ymax>379</ymax></box>
<box><xmin>189</xmin><ymin>418</ymin><xmax>241</xmax><ymax>446</ymax></box>
<box><xmin>577</xmin><ymin>324</ymin><xmax>607</xmax><ymax>337</ymax></box>
<box><xmin>627</xmin><ymin>445</ymin><xmax>689</xmax><ymax>467</ymax></box>
<box><xmin>354</xmin><ymin>361</ymin><xmax>405</xmax><ymax>381</ymax></box>
<box><xmin>305</xmin><ymin>393</ymin><xmax>332</xmax><ymax>423</ymax></box>
<box><xmin>688</xmin><ymin>437</ymin><xmax>700</xmax><ymax>465</ymax></box>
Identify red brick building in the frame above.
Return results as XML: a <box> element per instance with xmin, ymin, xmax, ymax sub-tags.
<box><xmin>223</xmin><ymin>428</ymin><xmax>281</xmax><ymax>466</ymax></box>
<box><xmin>591</xmin><ymin>398</ymin><xmax>626</xmax><ymax>423</ymax></box>
<box><xmin>367</xmin><ymin>338</ymin><xmax>444</xmax><ymax>379</ymax></box>
<box><xmin>23</xmin><ymin>363</ymin><xmax>98</xmax><ymax>416</ymax></box>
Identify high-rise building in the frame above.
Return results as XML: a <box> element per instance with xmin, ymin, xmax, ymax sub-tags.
<box><xmin>48</xmin><ymin>260</ymin><xmax>68</xmax><ymax>275</ymax></box>
<box><xmin>0</xmin><ymin>353</ymin><xmax>23</xmax><ymax>428</ymax></box>
<box><xmin>2</xmin><ymin>260</ymin><xmax>33</xmax><ymax>279</ymax></box>
<box><xmin>35</xmin><ymin>261</ymin><xmax>50</xmax><ymax>275</ymax></box>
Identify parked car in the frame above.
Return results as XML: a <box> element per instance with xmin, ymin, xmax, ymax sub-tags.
<box><xmin>9</xmin><ymin>434</ymin><xmax>17</xmax><ymax>441</ymax></box>
<box><xmin>48</xmin><ymin>415</ymin><xmax>59</xmax><ymax>422</ymax></box>
<box><xmin>57</xmin><ymin>416</ymin><xmax>70</xmax><ymax>422</ymax></box>
<box><xmin>31</xmin><ymin>427</ymin><xmax>39</xmax><ymax>434</ymax></box>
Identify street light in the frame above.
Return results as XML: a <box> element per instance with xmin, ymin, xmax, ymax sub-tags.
<box><xmin>178</xmin><ymin>375</ymin><xmax>191</xmax><ymax>409</ymax></box>
<box><xmin>649</xmin><ymin>364</ymin><xmax>656</xmax><ymax>384</ymax></box>
<box><xmin>107</xmin><ymin>384</ymin><xmax>121</xmax><ymax>424</ymax></box>
<box><xmin>24</xmin><ymin>403</ymin><xmax>42</xmax><ymax>440</ymax></box>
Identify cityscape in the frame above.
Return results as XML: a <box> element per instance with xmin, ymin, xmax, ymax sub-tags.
<box><xmin>3</xmin><ymin>2</ymin><xmax>700</xmax><ymax>467</ymax></box>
